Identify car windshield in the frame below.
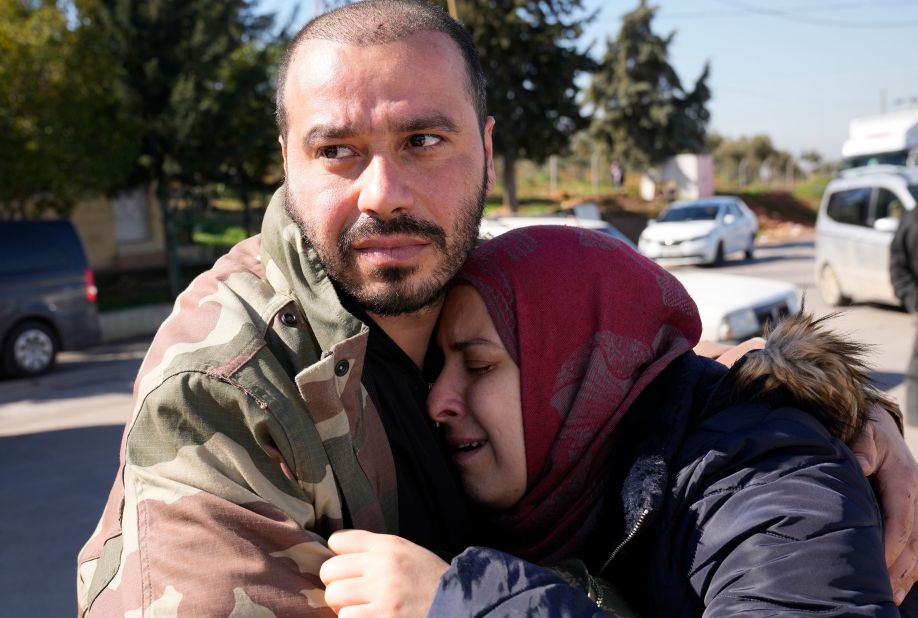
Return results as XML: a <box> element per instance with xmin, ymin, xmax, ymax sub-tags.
<box><xmin>658</xmin><ymin>204</ymin><xmax>720</xmax><ymax>222</ymax></box>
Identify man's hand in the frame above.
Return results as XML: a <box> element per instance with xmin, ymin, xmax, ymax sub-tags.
<box><xmin>850</xmin><ymin>404</ymin><xmax>918</xmax><ymax>604</ymax></box>
<box><xmin>319</xmin><ymin>530</ymin><xmax>448</xmax><ymax>618</ymax></box>
<box><xmin>695</xmin><ymin>337</ymin><xmax>765</xmax><ymax>368</ymax></box>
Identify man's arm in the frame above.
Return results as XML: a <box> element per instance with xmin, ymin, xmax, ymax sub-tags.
<box><xmin>699</xmin><ymin>334</ymin><xmax>918</xmax><ymax>601</ymax></box>
<box><xmin>684</xmin><ymin>408</ymin><xmax>897</xmax><ymax>616</ymax></box>
<box><xmin>77</xmin><ymin>372</ymin><xmax>338</xmax><ymax>616</ymax></box>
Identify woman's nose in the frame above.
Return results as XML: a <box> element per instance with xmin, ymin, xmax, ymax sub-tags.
<box><xmin>427</xmin><ymin>374</ymin><xmax>465</xmax><ymax>425</ymax></box>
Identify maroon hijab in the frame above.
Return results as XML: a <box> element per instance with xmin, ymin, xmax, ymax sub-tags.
<box><xmin>454</xmin><ymin>225</ymin><xmax>701</xmax><ymax>562</ymax></box>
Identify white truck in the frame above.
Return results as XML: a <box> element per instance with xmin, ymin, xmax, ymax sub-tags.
<box><xmin>842</xmin><ymin>109</ymin><xmax>918</xmax><ymax>169</ymax></box>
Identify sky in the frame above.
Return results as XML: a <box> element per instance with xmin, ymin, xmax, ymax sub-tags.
<box><xmin>260</xmin><ymin>0</ymin><xmax>918</xmax><ymax>160</ymax></box>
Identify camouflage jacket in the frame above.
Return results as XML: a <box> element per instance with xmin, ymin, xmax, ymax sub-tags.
<box><xmin>77</xmin><ymin>190</ymin><xmax>398</xmax><ymax>616</ymax></box>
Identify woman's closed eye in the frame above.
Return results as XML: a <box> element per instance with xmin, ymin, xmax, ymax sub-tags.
<box><xmin>466</xmin><ymin>362</ymin><xmax>494</xmax><ymax>376</ymax></box>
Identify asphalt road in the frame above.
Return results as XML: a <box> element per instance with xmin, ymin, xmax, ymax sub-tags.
<box><xmin>0</xmin><ymin>340</ymin><xmax>146</xmax><ymax>617</ymax></box>
<box><xmin>2</xmin><ymin>237</ymin><xmax>917</xmax><ymax>615</ymax></box>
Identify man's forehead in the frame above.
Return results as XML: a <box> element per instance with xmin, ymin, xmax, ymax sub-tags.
<box><xmin>287</xmin><ymin>32</ymin><xmax>473</xmax><ymax>133</ymax></box>
<box><xmin>292</xmin><ymin>30</ymin><xmax>461</xmax><ymax>77</ymax></box>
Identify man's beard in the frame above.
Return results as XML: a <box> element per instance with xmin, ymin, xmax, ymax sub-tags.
<box><xmin>285</xmin><ymin>170</ymin><xmax>486</xmax><ymax>316</ymax></box>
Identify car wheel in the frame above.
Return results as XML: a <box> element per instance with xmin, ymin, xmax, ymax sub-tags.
<box><xmin>711</xmin><ymin>241</ymin><xmax>725</xmax><ymax>266</ymax></box>
<box><xmin>817</xmin><ymin>265</ymin><xmax>850</xmax><ymax>307</ymax></box>
<box><xmin>744</xmin><ymin>234</ymin><xmax>755</xmax><ymax>260</ymax></box>
<box><xmin>3</xmin><ymin>320</ymin><xmax>58</xmax><ymax>377</ymax></box>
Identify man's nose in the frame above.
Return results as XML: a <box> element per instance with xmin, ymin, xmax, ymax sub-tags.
<box><xmin>356</xmin><ymin>155</ymin><xmax>413</xmax><ymax>219</ymax></box>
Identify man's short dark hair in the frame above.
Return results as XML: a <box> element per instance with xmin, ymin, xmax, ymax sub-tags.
<box><xmin>275</xmin><ymin>0</ymin><xmax>487</xmax><ymax>139</ymax></box>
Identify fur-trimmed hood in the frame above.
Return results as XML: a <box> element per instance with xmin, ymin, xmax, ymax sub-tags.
<box><xmin>728</xmin><ymin>311</ymin><xmax>902</xmax><ymax>443</ymax></box>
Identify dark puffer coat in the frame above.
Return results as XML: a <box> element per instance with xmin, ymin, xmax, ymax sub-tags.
<box><xmin>429</xmin><ymin>316</ymin><xmax>908</xmax><ymax>617</ymax></box>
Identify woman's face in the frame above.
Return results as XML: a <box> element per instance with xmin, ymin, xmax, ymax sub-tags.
<box><xmin>428</xmin><ymin>284</ymin><xmax>527</xmax><ymax>510</ymax></box>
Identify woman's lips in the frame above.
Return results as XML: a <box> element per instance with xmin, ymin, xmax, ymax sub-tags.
<box><xmin>449</xmin><ymin>438</ymin><xmax>487</xmax><ymax>464</ymax></box>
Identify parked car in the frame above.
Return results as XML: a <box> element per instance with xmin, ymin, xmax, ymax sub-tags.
<box><xmin>815</xmin><ymin>165</ymin><xmax>918</xmax><ymax>306</ymax></box>
<box><xmin>478</xmin><ymin>216</ymin><xmax>798</xmax><ymax>342</ymax></box>
<box><xmin>0</xmin><ymin>220</ymin><xmax>101</xmax><ymax>376</ymax></box>
<box><xmin>638</xmin><ymin>196</ymin><xmax>758</xmax><ymax>265</ymax></box>
<box><xmin>672</xmin><ymin>272</ymin><xmax>801</xmax><ymax>342</ymax></box>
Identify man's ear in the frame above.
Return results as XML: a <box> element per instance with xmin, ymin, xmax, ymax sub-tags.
<box><xmin>483</xmin><ymin>116</ymin><xmax>496</xmax><ymax>194</ymax></box>
<box><xmin>279</xmin><ymin>135</ymin><xmax>288</xmax><ymax>179</ymax></box>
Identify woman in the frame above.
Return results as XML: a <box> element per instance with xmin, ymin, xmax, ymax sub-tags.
<box><xmin>322</xmin><ymin>226</ymin><xmax>901</xmax><ymax>616</ymax></box>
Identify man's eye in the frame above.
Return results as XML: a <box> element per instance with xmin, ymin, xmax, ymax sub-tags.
<box><xmin>319</xmin><ymin>145</ymin><xmax>356</xmax><ymax>159</ymax></box>
<box><xmin>408</xmin><ymin>134</ymin><xmax>442</xmax><ymax>148</ymax></box>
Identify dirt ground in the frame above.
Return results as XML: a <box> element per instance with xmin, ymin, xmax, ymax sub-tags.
<box><xmin>583</xmin><ymin>192</ymin><xmax>816</xmax><ymax>245</ymax></box>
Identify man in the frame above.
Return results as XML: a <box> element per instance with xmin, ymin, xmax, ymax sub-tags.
<box><xmin>78</xmin><ymin>1</ymin><xmax>918</xmax><ymax>615</ymax></box>
<box><xmin>891</xmin><ymin>203</ymin><xmax>918</xmax><ymax>427</ymax></box>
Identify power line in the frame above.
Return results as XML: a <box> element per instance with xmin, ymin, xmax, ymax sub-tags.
<box><xmin>591</xmin><ymin>1</ymin><xmax>918</xmax><ymax>24</ymax></box>
<box><xmin>712</xmin><ymin>0</ymin><xmax>918</xmax><ymax>28</ymax></box>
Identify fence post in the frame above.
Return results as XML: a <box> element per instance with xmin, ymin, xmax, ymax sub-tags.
<box><xmin>738</xmin><ymin>158</ymin><xmax>749</xmax><ymax>188</ymax></box>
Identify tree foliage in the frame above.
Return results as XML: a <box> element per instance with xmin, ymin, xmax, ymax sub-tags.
<box><xmin>584</xmin><ymin>0</ymin><xmax>711</xmax><ymax>172</ymax></box>
<box><xmin>707</xmin><ymin>132</ymin><xmax>801</xmax><ymax>184</ymax></box>
<box><xmin>177</xmin><ymin>41</ymin><xmax>284</xmax><ymax>235</ymax></box>
<box><xmin>77</xmin><ymin>0</ymin><xmax>277</xmax><ymax>188</ymax></box>
<box><xmin>77</xmin><ymin>0</ymin><xmax>282</xmax><ymax>295</ymax></box>
<box><xmin>441</xmin><ymin>0</ymin><xmax>594</xmax><ymax>210</ymax></box>
<box><xmin>0</xmin><ymin>0</ymin><xmax>139</xmax><ymax>218</ymax></box>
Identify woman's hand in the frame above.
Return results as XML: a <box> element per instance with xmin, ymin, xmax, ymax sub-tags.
<box><xmin>319</xmin><ymin>530</ymin><xmax>449</xmax><ymax>618</ymax></box>
<box><xmin>850</xmin><ymin>404</ymin><xmax>918</xmax><ymax>604</ymax></box>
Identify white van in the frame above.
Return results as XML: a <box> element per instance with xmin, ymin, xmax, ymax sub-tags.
<box><xmin>815</xmin><ymin>166</ymin><xmax>918</xmax><ymax>306</ymax></box>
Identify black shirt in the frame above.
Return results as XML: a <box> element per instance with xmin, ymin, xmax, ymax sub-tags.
<box><xmin>358</xmin><ymin>315</ymin><xmax>475</xmax><ymax>555</ymax></box>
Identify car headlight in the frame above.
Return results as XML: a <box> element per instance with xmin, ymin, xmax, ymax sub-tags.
<box><xmin>718</xmin><ymin>308</ymin><xmax>759</xmax><ymax>341</ymax></box>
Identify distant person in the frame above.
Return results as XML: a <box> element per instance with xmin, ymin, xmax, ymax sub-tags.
<box><xmin>609</xmin><ymin>159</ymin><xmax>624</xmax><ymax>188</ymax></box>
<box><xmin>891</xmin><ymin>205</ymin><xmax>918</xmax><ymax>426</ymax></box>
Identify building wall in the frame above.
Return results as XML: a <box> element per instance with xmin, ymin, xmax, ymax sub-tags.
<box><xmin>70</xmin><ymin>187</ymin><xmax>166</xmax><ymax>270</ymax></box>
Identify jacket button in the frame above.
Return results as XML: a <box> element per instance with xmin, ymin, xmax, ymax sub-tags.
<box><xmin>281</xmin><ymin>312</ymin><xmax>297</xmax><ymax>326</ymax></box>
<box><xmin>334</xmin><ymin>360</ymin><xmax>350</xmax><ymax>377</ymax></box>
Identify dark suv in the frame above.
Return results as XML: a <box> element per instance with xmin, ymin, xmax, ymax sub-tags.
<box><xmin>0</xmin><ymin>220</ymin><xmax>101</xmax><ymax>376</ymax></box>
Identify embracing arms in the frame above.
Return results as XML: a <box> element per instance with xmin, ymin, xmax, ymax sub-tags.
<box><xmin>77</xmin><ymin>373</ymin><xmax>340</xmax><ymax>616</ymax></box>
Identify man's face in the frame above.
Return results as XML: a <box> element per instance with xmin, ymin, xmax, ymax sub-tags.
<box><xmin>280</xmin><ymin>31</ymin><xmax>495</xmax><ymax>316</ymax></box>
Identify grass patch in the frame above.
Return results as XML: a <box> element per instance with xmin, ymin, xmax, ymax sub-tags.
<box><xmin>193</xmin><ymin>225</ymin><xmax>248</xmax><ymax>246</ymax></box>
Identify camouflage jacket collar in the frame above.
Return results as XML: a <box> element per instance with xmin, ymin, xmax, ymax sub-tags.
<box><xmin>260</xmin><ymin>187</ymin><xmax>367</xmax><ymax>352</ymax></box>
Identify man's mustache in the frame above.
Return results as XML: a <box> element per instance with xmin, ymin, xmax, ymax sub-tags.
<box><xmin>338</xmin><ymin>215</ymin><xmax>447</xmax><ymax>255</ymax></box>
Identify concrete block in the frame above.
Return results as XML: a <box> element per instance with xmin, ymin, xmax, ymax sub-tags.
<box><xmin>99</xmin><ymin>303</ymin><xmax>174</xmax><ymax>343</ymax></box>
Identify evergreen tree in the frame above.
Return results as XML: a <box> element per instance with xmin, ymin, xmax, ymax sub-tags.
<box><xmin>180</xmin><ymin>41</ymin><xmax>285</xmax><ymax>237</ymax></box>
<box><xmin>78</xmin><ymin>0</ymin><xmax>278</xmax><ymax>297</ymax></box>
<box><xmin>585</xmin><ymin>0</ymin><xmax>710</xmax><ymax>174</ymax></box>
<box><xmin>444</xmin><ymin>0</ymin><xmax>594</xmax><ymax>210</ymax></box>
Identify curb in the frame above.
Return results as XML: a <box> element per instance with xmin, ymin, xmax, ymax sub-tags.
<box><xmin>99</xmin><ymin>303</ymin><xmax>174</xmax><ymax>343</ymax></box>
